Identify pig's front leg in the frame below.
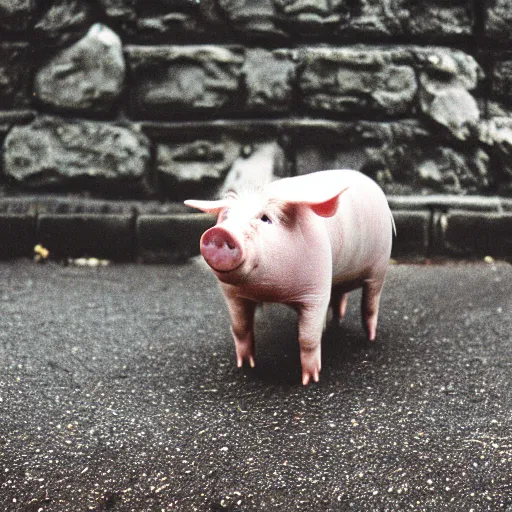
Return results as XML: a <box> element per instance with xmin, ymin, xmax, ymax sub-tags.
<box><xmin>297</xmin><ymin>303</ymin><xmax>329</xmax><ymax>386</ymax></box>
<box><xmin>224</xmin><ymin>295</ymin><xmax>257</xmax><ymax>368</ymax></box>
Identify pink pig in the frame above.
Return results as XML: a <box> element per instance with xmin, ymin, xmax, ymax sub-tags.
<box><xmin>185</xmin><ymin>170</ymin><xmax>395</xmax><ymax>385</ymax></box>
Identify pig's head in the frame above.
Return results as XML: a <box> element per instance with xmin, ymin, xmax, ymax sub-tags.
<box><xmin>184</xmin><ymin>175</ymin><xmax>349</xmax><ymax>291</ymax></box>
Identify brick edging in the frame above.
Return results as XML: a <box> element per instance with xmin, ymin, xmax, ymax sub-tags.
<box><xmin>0</xmin><ymin>196</ymin><xmax>510</xmax><ymax>262</ymax></box>
<box><xmin>390</xmin><ymin>196</ymin><xmax>512</xmax><ymax>259</ymax></box>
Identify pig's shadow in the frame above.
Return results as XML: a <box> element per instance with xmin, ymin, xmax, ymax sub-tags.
<box><xmin>250</xmin><ymin>301</ymin><xmax>371</xmax><ymax>386</ymax></box>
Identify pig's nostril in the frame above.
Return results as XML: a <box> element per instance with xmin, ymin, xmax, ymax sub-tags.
<box><xmin>206</xmin><ymin>234</ymin><xmax>236</xmax><ymax>251</ymax></box>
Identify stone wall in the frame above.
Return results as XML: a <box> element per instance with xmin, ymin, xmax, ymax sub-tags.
<box><xmin>1</xmin><ymin>0</ymin><xmax>512</xmax><ymax>261</ymax></box>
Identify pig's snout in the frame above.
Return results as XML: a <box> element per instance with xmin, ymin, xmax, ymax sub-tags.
<box><xmin>200</xmin><ymin>227</ymin><xmax>244</xmax><ymax>272</ymax></box>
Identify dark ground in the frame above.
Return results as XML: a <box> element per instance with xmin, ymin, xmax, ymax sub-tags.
<box><xmin>0</xmin><ymin>258</ymin><xmax>511</xmax><ymax>511</ymax></box>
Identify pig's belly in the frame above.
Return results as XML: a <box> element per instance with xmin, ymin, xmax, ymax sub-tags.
<box><xmin>330</xmin><ymin>240</ymin><xmax>391</xmax><ymax>292</ymax></box>
<box><xmin>331</xmin><ymin>273</ymin><xmax>366</xmax><ymax>294</ymax></box>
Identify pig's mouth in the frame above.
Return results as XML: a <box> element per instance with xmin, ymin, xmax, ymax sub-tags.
<box><xmin>200</xmin><ymin>227</ymin><xmax>245</xmax><ymax>273</ymax></box>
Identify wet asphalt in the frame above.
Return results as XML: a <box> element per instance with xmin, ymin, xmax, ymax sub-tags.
<box><xmin>0</xmin><ymin>258</ymin><xmax>511</xmax><ymax>511</ymax></box>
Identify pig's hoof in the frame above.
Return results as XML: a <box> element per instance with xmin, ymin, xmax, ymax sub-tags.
<box><xmin>302</xmin><ymin>368</ymin><xmax>320</xmax><ymax>386</ymax></box>
<box><xmin>300</xmin><ymin>345</ymin><xmax>321</xmax><ymax>385</ymax></box>
<box><xmin>237</xmin><ymin>354</ymin><xmax>255</xmax><ymax>368</ymax></box>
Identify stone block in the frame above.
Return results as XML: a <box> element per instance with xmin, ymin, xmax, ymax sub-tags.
<box><xmin>479</xmin><ymin>117</ymin><xmax>512</xmax><ymax>195</ymax></box>
<box><xmin>414</xmin><ymin>47</ymin><xmax>482</xmax><ymax>140</ymax></box>
<box><xmin>216</xmin><ymin>0</ymin><xmax>283</xmax><ymax>39</ymax></box>
<box><xmin>402</xmin><ymin>2</ymin><xmax>473</xmax><ymax>40</ymax></box>
<box><xmin>486</xmin><ymin>0</ymin><xmax>512</xmax><ymax>43</ymax></box>
<box><xmin>0</xmin><ymin>43</ymin><xmax>32</xmax><ymax>109</ymax></box>
<box><xmin>34</xmin><ymin>0</ymin><xmax>94</xmax><ymax>45</ymax></box>
<box><xmin>34</xmin><ymin>24</ymin><xmax>126</xmax><ymax>114</ymax></box>
<box><xmin>137</xmin><ymin>213</ymin><xmax>215</xmax><ymax>262</ymax></box>
<box><xmin>243</xmin><ymin>49</ymin><xmax>297</xmax><ymax>113</ymax></box>
<box><xmin>97</xmin><ymin>0</ymin><xmax>136</xmax><ymax>33</ymax></box>
<box><xmin>134</xmin><ymin>0</ymin><xmax>211</xmax><ymax>41</ymax></box>
<box><xmin>390</xmin><ymin>210</ymin><xmax>430</xmax><ymax>259</ymax></box>
<box><xmin>298</xmin><ymin>47</ymin><xmax>418</xmax><ymax>117</ymax></box>
<box><xmin>157</xmin><ymin>137</ymin><xmax>241</xmax><ymax>200</ymax></box>
<box><xmin>0</xmin><ymin>214</ymin><xmax>35</xmax><ymax>259</ymax></box>
<box><xmin>125</xmin><ymin>45</ymin><xmax>244</xmax><ymax>119</ymax></box>
<box><xmin>37</xmin><ymin>213</ymin><xmax>134</xmax><ymax>260</ymax></box>
<box><xmin>0</xmin><ymin>0</ymin><xmax>33</xmax><ymax>33</ymax></box>
<box><xmin>439</xmin><ymin>210</ymin><xmax>512</xmax><ymax>258</ymax></box>
<box><xmin>492</xmin><ymin>58</ymin><xmax>512</xmax><ymax>107</ymax></box>
<box><xmin>3</xmin><ymin>116</ymin><xmax>152</xmax><ymax>193</ymax></box>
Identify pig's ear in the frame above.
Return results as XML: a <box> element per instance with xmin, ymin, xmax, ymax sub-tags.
<box><xmin>184</xmin><ymin>199</ymin><xmax>230</xmax><ymax>214</ymax></box>
<box><xmin>308</xmin><ymin>189</ymin><xmax>348</xmax><ymax>217</ymax></box>
<box><xmin>268</xmin><ymin>178</ymin><xmax>349</xmax><ymax>218</ymax></box>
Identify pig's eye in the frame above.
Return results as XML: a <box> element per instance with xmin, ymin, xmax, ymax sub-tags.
<box><xmin>259</xmin><ymin>214</ymin><xmax>272</xmax><ymax>224</ymax></box>
<box><xmin>220</xmin><ymin>209</ymin><xmax>229</xmax><ymax>221</ymax></box>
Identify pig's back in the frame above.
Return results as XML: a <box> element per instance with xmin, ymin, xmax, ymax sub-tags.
<box><xmin>322</xmin><ymin>170</ymin><xmax>393</xmax><ymax>286</ymax></box>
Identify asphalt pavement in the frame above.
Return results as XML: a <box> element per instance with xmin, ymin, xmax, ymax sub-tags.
<box><xmin>0</xmin><ymin>258</ymin><xmax>511</xmax><ymax>511</ymax></box>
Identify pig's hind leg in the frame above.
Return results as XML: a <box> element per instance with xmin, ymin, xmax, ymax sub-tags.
<box><xmin>339</xmin><ymin>293</ymin><xmax>349</xmax><ymax>321</ymax></box>
<box><xmin>361</xmin><ymin>278</ymin><xmax>385</xmax><ymax>341</ymax></box>
<box><xmin>224</xmin><ymin>295</ymin><xmax>257</xmax><ymax>368</ymax></box>
<box><xmin>330</xmin><ymin>286</ymin><xmax>349</xmax><ymax>325</ymax></box>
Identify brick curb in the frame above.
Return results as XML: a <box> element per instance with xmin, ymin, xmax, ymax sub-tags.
<box><xmin>0</xmin><ymin>196</ymin><xmax>510</xmax><ymax>262</ymax></box>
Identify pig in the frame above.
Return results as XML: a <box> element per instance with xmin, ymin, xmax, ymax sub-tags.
<box><xmin>185</xmin><ymin>170</ymin><xmax>395</xmax><ymax>385</ymax></box>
